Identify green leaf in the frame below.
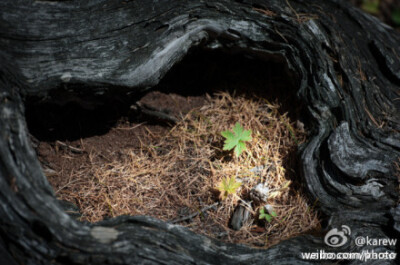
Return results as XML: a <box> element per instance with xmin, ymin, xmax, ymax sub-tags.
<box><xmin>221</xmin><ymin>130</ymin><xmax>234</xmax><ymax>140</ymax></box>
<box><xmin>233</xmin><ymin>123</ymin><xmax>252</xmax><ymax>141</ymax></box>
<box><xmin>259</xmin><ymin>208</ymin><xmax>277</xmax><ymax>222</ymax></box>
<box><xmin>259</xmin><ymin>208</ymin><xmax>266</xmax><ymax>218</ymax></box>
<box><xmin>228</xmin><ymin>176</ymin><xmax>241</xmax><ymax>190</ymax></box>
<box><xmin>264</xmin><ymin>214</ymin><xmax>272</xmax><ymax>222</ymax></box>
<box><xmin>361</xmin><ymin>0</ymin><xmax>379</xmax><ymax>15</ymax></box>
<box><xmin>221</xmin><ymin>131</ymin><xmax>238</xmax><ymax>150</ymax></box>
<box><xmin>217</xmin><ymin>176</ymin><xmax>241</xmax><ymax>200</ymax></box>
<box><xmin>221</xmin><ymin>123</ymin><xmax>252</xmax><ymax>157</ymax></box>
<box><xmin>234</xmin><ymin>141</ymin><xmax>246</xmax><ymax>157</ymax></box>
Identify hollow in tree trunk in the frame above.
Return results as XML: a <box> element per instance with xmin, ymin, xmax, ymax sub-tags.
<box><xmin>0</xmin><ymin>0</ymin><xmax>400</xmax><ymax>264</ymax></box>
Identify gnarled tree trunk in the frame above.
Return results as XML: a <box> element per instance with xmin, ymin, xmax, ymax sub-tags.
<box><xmin>1</xmin><ymin>0</ymin><xmax>399</xmax><ymax>264</ymax></box>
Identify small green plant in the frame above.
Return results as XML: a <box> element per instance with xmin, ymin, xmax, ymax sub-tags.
<box><xmin>217</xmin><ymin>176</ymin><xmax>242</xmax><ymax>200</ymax></box>
<box><xmin>361</xmin><ymin>0</ymin><xmax>379</xmax><ymax>15</ymax></box>
<box><xmin>221</xmin><ymin>122</ymin><xmax>252</xmax><ymax>157</ymax></box>
<box><xmin>259</xmin><ymin>207</ymin><xmax>277</xmax><ymax>222</ymax></box>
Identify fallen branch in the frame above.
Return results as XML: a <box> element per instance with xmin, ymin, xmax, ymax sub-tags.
<box><xmin>131</xmin><ymin>102</ymin><xmax>179</xmax><ymax>124</ymax></box>
<box><xmin>55</xmin><ymin>140</ymin><xmax>84</xmax><ymax>154</ymax></box>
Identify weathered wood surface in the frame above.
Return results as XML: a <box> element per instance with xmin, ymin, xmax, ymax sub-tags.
<box><xmin>1</xmin><ymin>0</ymin><xmax>399</xmax><ymax>264</ymax></box>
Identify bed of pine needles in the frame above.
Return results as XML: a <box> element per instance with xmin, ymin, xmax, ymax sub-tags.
<box><xmin>51</xmin><ymin>91</ymin><xmax>321</xmax><ymax>248</ymax></box>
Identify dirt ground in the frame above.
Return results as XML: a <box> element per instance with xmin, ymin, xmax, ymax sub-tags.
<box><xmin>35</xmin><ymin>91</ymin><xmax>206</xmax><ymax>188</ymax></box>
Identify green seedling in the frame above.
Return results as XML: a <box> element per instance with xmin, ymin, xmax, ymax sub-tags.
<box><xmin>361</xmin><ymin>0</ymin><xmax>379</xmax><ymax>15</ymax></box>
<box><xmin>217</xmin><ymin>176</ymin><xmax>242</xmax><ymax>200</ymax></box>
<box><xmin>221</xmin><ymin>122</ymin><xmax>252</xmax><ymax>157</ymax></box>
<box><xmin>259</xmin><ymin>207</ymin><xmax>277</xmax><ymax>222</ymax></box>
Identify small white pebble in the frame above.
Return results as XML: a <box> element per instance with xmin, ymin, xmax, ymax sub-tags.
<box><xmin>264</xmin><ymin>204</ymin><xmax>274</xmax><ymax>214</ymax></box>
<box><xmin>250</xmin><ymin>183</ymin><xmax>269</xmax><ymax>204</ymax></box>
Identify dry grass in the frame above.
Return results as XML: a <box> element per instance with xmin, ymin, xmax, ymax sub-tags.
<box><xmin>53</xmin><ymin>91</ymin><xmax>320</xmax><ymax>248</ymax></box>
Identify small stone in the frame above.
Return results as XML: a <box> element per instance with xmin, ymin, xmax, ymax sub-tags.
<box><xmin>230</xmin><ymin>201</ymin><xmax>252</xmax><ymax>231</ymax></box>
<box><xmin>250</xmin><ymin>183</ymin><xmax>269</xmax><ymax>205</ymax></box>
<box><xmin>264</xmin><ymin>204</ymin><xmax>275</xmax><ymax>214</ymax></box>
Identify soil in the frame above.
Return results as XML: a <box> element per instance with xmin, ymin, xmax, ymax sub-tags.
<box><xmin>26</xmin><ymin>50</ymin><xmax>320</xmax><ymax>247</ymax></box>
<box><xmin>33</xmin><ymin>91</ymin><xmax>206</xmax><ymax>191</ymax></box>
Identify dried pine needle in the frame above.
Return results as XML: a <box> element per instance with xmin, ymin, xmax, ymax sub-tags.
<box><xmin>50</xmin><ymin>91</ymin><xmax>320</xmax><ymax>248</ymax></box>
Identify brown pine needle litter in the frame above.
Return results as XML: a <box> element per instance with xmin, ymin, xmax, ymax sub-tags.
<box><xmin>51</xmin><ymin>91</ymin><xmax>321</xmax><ymax>248</ymax></box>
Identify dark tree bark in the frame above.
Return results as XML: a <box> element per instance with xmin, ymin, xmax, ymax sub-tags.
<box><xmin>1</xmin><ymin>0</ymin><xmax>400</xmax><ymax>264</ymax></box>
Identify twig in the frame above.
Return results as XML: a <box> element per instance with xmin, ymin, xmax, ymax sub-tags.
<box><xmin>55</xmin><ymin>178</ymin><xmax>81</xmax><ymax>194</ymax></box>
<box><xmin>274</xmin><ymin>25</ymin><xmax>289</xmax><ymax>43</ymax></box>
<box><xmin>170</xmin><ymin>202</ymin><xmax>219</xmax><ymax>224</ymax></box>
<box><xmin>56</xmin><ymin>140</ymin><xmax>84</xmax><ymax>154</ymax></box>
<box><xmin>131</xmin><ymin>102</ymin><xmax>178</xmax><ymax>124</ymax></box>
<box><xmin>115</xmin><ymin>122</ymin><xmax>146</xmax><ymax>130</ymax></box>
<box><xmin>253</xmin><ymin>8</ymin><xmax>276</xmax><ymax>17</ymax></box>
<box><xmin>364</xmin><ymin>106</ymin><xmax>382</xmax><ymax>128</ymax></box>
<box><xmin>285</xmin><ymin>0</ymin><xmax>300</xmax><ymax>21</ymax></box>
